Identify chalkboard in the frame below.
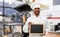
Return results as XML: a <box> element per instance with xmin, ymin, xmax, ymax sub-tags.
<box><xmin>30</xmin><ymin>25</ymin><xmax>43</xmax><ymax>33</ymax></box>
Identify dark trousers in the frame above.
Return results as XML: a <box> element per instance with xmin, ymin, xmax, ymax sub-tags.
<box><xmin>24</xmin><ymin>33</ymin><xmax>29</xmax><ymax>37</ymax></box>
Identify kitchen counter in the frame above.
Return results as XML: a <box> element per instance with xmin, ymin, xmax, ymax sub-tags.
<box><xmin>45</xmin><ymin>32</ymin><xmax>60</xmax><ymax>37</ymax></box>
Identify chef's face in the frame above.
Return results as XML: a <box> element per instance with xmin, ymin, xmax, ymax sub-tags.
<box><xmin>33</xmin><ymin>8</ymin><xmax>40</xmax><ymax>16</ymax></box>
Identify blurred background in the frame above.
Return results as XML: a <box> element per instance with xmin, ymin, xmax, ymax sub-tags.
<box><xmin>0</xmin><ymin>0</ymin><xmax>60</xmax><ymax>37</ymax></box>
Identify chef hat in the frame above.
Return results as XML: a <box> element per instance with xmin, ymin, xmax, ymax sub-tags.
<box><xmin>31</xmin><ymin>2</ymin><xmax>41</xmax><ymax>9</ymax></box>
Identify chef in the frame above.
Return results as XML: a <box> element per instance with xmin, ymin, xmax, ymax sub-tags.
<box><xmin>23</xmin><ymin>3</ymin><xmax>50</xmax><ymax>37</ymax></box>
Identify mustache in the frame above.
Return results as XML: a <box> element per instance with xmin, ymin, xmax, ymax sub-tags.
<box><xmin>35</xmin><ymin>10</ymin><xmax>40</xmax><ymax>12</ymax></box>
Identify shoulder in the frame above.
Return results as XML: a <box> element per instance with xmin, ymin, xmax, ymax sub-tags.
<box><xmin>27</xmin><ymin>16</ymin><xmax>33</xmax><ymax>21</ymax></box>
<box><xmin>40</xmin><ymin>17</ymin><xmax>47</xmax><ymax>22</ymax></box>
<box><xmin>25</xmin><ymin>17</ymin><xmax>33</xmax><ymax>23</ymax></box>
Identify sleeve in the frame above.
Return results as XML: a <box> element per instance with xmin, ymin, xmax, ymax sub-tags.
<box><xmin>23</xmin><ymin>18</ymin><xmax>30</xmax><ymax>33</ymax></box>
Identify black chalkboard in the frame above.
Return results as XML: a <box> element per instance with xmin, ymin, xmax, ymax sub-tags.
<box><xmin>31</xmin><ymin>25</ymin><xmax>43</xmax><ymax>33</ymax></box>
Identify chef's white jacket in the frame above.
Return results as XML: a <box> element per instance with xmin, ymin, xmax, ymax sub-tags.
<box><xmin>23</xmin><ymin>15</ymin><xmax>50</xmax><ymax>33</ymax></box>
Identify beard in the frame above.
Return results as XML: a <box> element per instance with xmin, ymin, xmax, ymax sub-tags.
<box><xmin>34</xmin><ymin>11</ymin><xmax>40</xmax><ymax>15</ymax></box>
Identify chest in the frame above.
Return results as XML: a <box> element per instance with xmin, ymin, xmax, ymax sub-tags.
<box><xmin>30</xmin><ymin>17</ymin><xmax>44</xmax><ymax>24</ymax></box>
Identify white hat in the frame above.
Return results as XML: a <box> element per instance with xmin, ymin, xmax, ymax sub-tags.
<box><xmin>31</xmin><ymin>2</ymin><xmax>41</xmax><ymax>9</ymax></box>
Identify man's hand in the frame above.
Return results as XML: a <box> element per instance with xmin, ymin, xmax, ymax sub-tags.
<box><xmin>40</xmin><ymin>31</ymin><xmax>46</xmax><ymax>36</ymax></box>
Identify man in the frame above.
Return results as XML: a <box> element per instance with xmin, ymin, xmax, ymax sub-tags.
<box><xmin>23</xmin><ymin>3</ymin><xmax>50</xmax><ymax>37</ymax></box>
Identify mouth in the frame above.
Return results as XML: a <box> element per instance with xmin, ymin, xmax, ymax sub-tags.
<box><xmin>35</xmin><ymin>11</ymin><xmax>39</xmax><ymax>13</ymax></box>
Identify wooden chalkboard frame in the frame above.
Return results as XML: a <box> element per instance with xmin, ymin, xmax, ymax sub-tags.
<box><xmin>28</xmin><ymin>24</ymin><xmax>45</xmax><ymax>35</ymax></box>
